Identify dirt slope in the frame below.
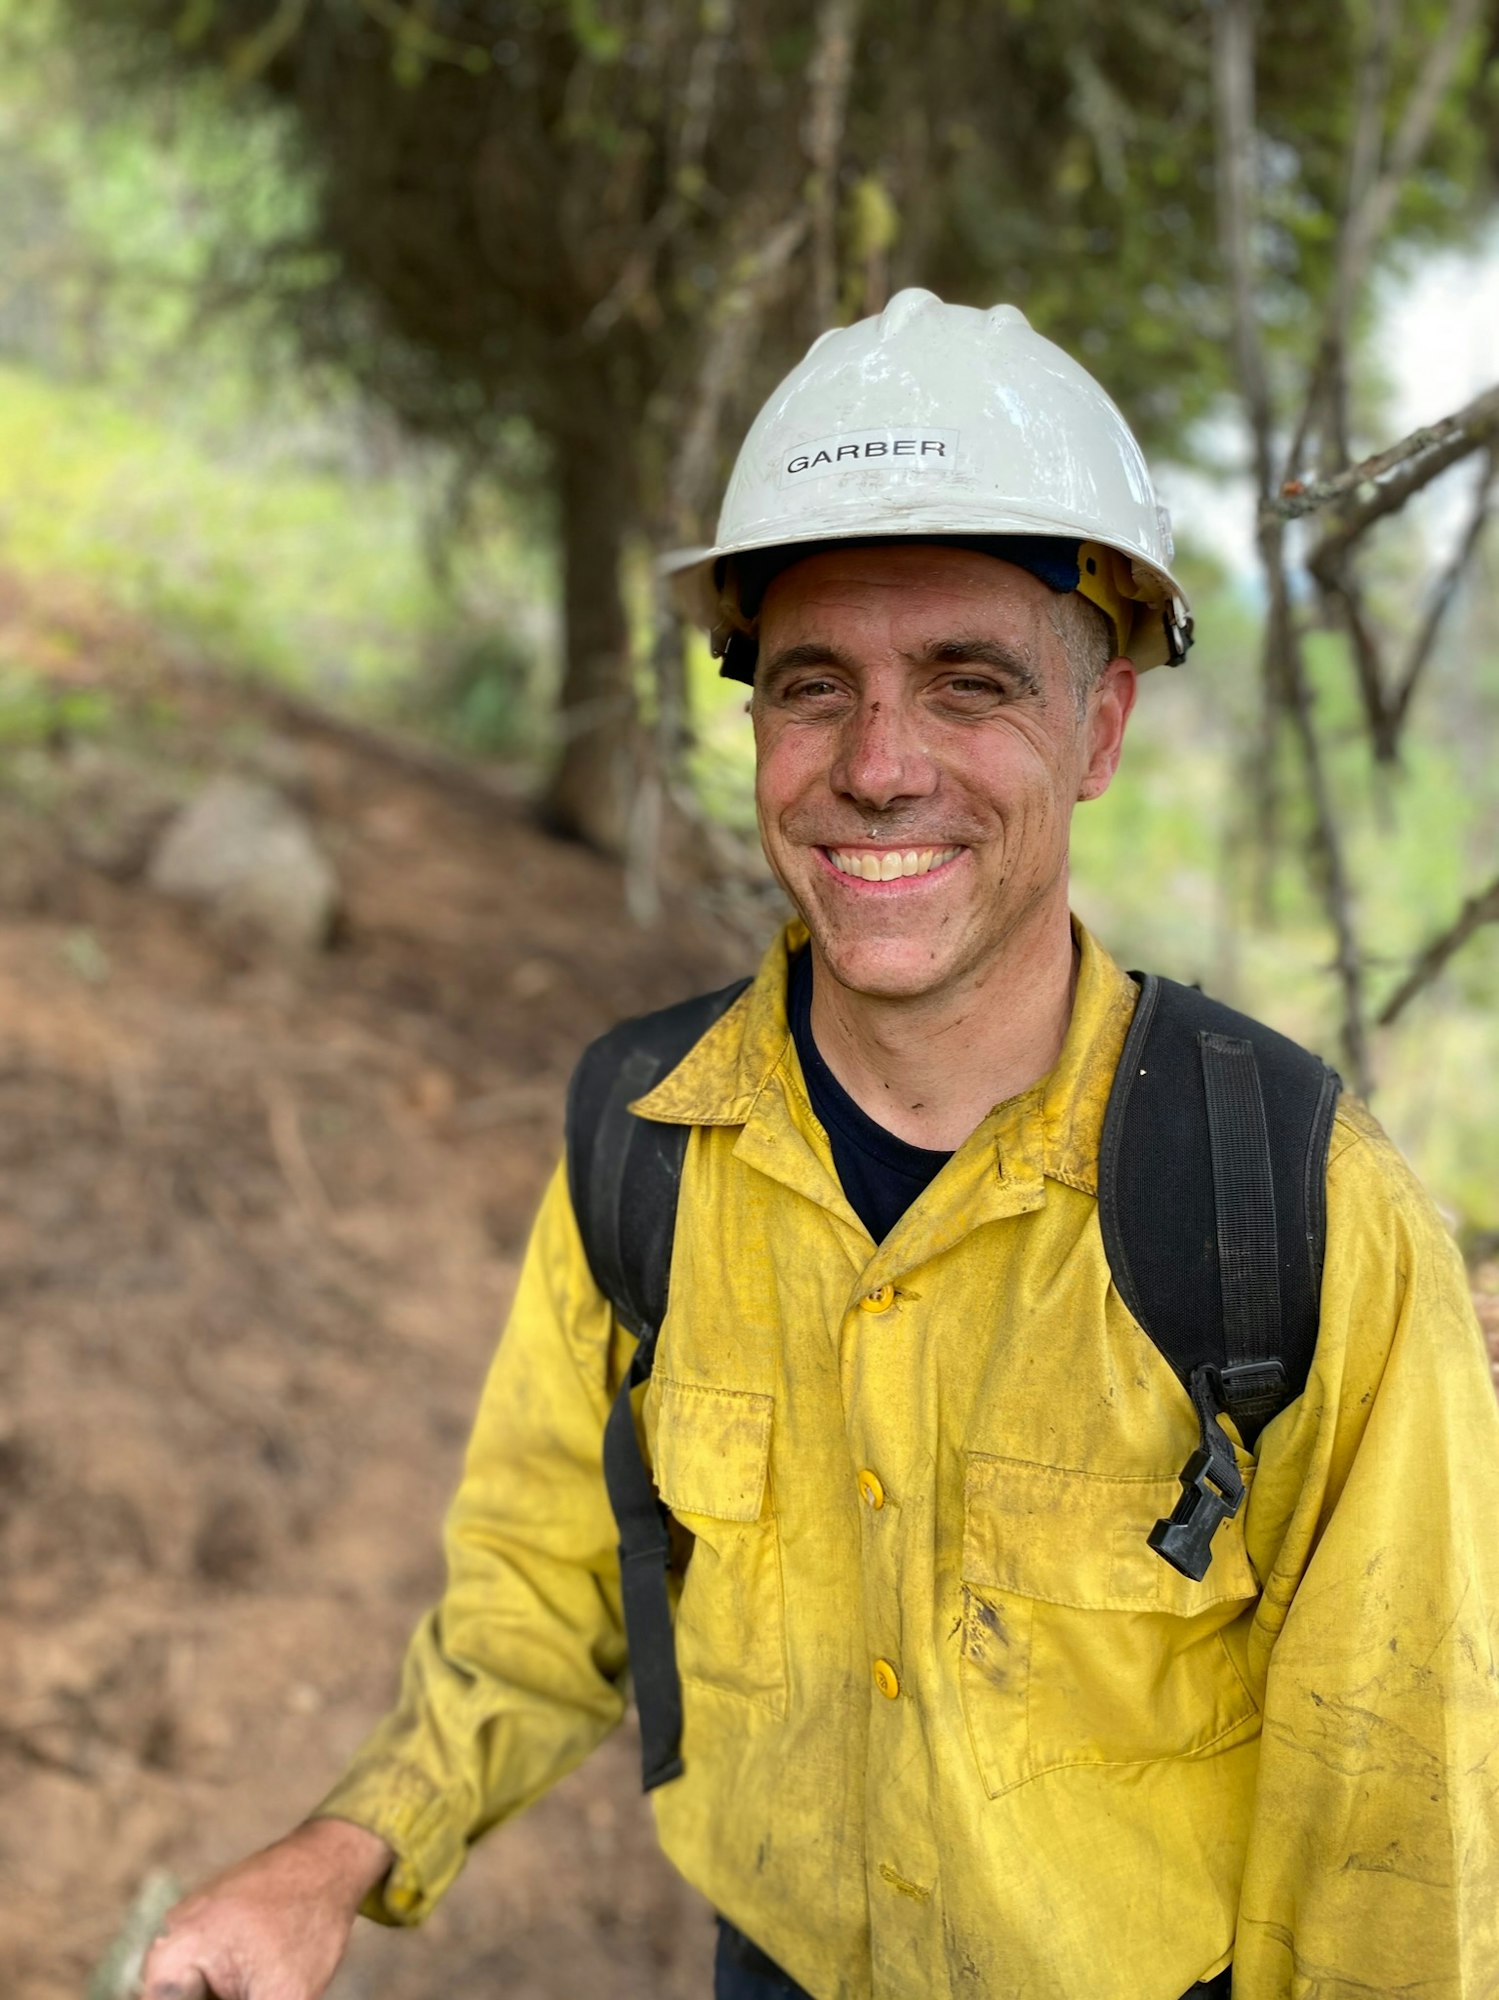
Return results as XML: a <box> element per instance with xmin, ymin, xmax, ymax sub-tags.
<box><xmin>0</xmin><ymin>582</ymin><xmax>752</xmax><ymax>1998</ymax></box>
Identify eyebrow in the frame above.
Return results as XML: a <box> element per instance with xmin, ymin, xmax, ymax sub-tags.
<box><xmin>759</xmin><ymin>641</ymin><xmax>859</xmax><ymax>683</ymax></box>
<box><xmin>912</xmin><ymin>636</ymin><xmax>1044</xmax><ymax>698</ymax></box>
<box><xmin>759</xmin><ymin>635</ymin><xmax>1044</xmax><ymax>700</ymax></box>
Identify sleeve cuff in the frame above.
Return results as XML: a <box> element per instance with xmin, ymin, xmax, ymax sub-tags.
<box><xmin>312</xmin><ymin>1759</ymin><xmax>471</xmax><ymax>1927</ymax></box>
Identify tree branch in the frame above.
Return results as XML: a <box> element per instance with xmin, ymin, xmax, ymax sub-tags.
<box><xmin>1212</xmin><ymin>0</ymin><xmax>1372</xmax><ymax>1091</ymax></box>
<box><xmin>1310</xmin><ymin>550</ymin><xmax>1399</xmax><ymax>761</ymax></box>
<box><xmin>1377</xmin><ymin>871</ymin><xmax>1499</xmax><ymax>1025</ymax></box>
<box><xmin>1267</xmin><ymin>381</ymin><xmax>1499</xmax><ymax>522</ymax></box>
<box><xmin>1212</xmin><ymin>0</ymin><xmax>1275</xmax><ymax>499</ymax></box>
<box><xmin>1348</xmin><ymin>0</ymin><xmax>1483</xmax><ymax>290</ymax></box>
<box><xmin>582</xmin><ymin>0</ymin><xmax>735</xmax><ymax>342</ymax></box>
<box><xmin>1281</xmin><ymin>0</ymin><xmax>1483</xmax><ymax>484</ymax></box>
<box><xmin>1302</xmin><ymin>431</ymin><xmax>1495</xmax><ymax>770</ymax></box>
<box><xmin>227</xmin><ymin>0</ymin><xmax>309</xmax><ymax>81</ymax></box>
<box><xmin>803</xmin><ymin>0</ymin><xmax>863</xmax><ymax>334</ymax></box>
<box><xmin>670</xmin><ymin>210</ymin><xmax>810</xmax><ymax>538</ymax></box>
<box><xmin>1389</xmin><ymin>448</ymin><xmax>1496</xmax><ymax>738</ymax></box>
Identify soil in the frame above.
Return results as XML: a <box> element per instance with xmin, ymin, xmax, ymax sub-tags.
<box><xmin>3</xmin><ymin>573</ymin><xmax>1497</xmax><ymax>2000</ymax></box>
<box><xmin>0</xmin><ymin>575</ymin><xmax>756</xmax><ymax>2000</ymax></box>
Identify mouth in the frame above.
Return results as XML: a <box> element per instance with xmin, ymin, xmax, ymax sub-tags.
<box><xmin>820</xmin><ymin>844</ymin><xmax>966</xmax><ymax>885</ymax></box>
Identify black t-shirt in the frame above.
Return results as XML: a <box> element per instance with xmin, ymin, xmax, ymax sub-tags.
<box><xmin>788</xmin><ymin>948</ymin><xmax>952</xmax><ymax>1245</ymax></box>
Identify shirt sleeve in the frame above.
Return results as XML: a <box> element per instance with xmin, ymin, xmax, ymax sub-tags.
<box><xmin>1234</xmin><ymin>1102</ymin><xmax>1499</xmax><ymax>1994</ymax></box>
<box><xmin>313</xmin><ymin>1157</ymin><xmax>632</xmax><ymax>1925</ymax></box>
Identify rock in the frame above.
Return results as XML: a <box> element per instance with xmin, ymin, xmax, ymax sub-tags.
<box><xmin>148</xmin><ymin>774</ymin><xmax>340</xmax><ymax>951</ymax></box>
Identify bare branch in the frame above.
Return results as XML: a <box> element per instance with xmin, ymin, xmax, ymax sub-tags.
<box><xmin>355</xmin><ymin>0</ymin><xmax>490</xmax><ymax>72</ymax></box>
<box><xmin>1211</xmin><ymin>0</ymin><xmax>1275</xmax><ymax>498</ymax></box>
<box><xmin>583</xmin><ymin>0</ymin><xmax>735</xmax><ymax>342</ymax></box>
<box><xmin>670</xmin><ymin>212</ymin><xmax>809</xmax><ymax>537</ymax></box>
<box><xmin>1213</xmin><ymin>0</ymin><xmax>1285</xmax><ymax>890</ymax></box>
<box><xmin>1304</xmin><ymin>443</ymin><xmax>1494</xmax><ymax>764</ymax></box>
<box><xmin>1296</xmin><ymin>683</ymin><xmax>1373</xmax><ymax>1094</ymax></box>
<box><xmin>1343</xmin><ymin>0</ymin><xmax>1400</xmax><ymax>232</ymax></box>
<box><xmin>227</xmin><ymin>0</ymin><xmax>308</xmax><ymax>81</ymax></box>
<box><xmin>674</xmin><ymin>0</ymin><xmax>734</xmax><ymax>175</ymax></box>
<box><xmin>1389</xmin><ymin>449</ymin><xmax>1496</xmax><ymax>737</ymax></box>
<box><xmin>1212</xmin><ymin>0</ymin><xmax>1372</xmax><ymax>1090</ymax></box>
<box><xmin>1348</xmin><ymin>0</ymin><xmax>1483</xmax><ymax>291</ymax></box>
<box><xmin>1267</xmin><ymin>381</ymin><xmax>1499</xmax><ymax>521</ymax></box>
<box><xmin>583</xmin><ymin>199</ymin><xmax>690</xmax><ymax>341</ymax></box>
<box><xmin>1377</xmin><ymin>871</ymin><xmax>1499</xmax><ymax>1025</ymax></box>
<box><xmin>1310</xmin><ymin>550</ymin><xmax>1399</xmax><ymax>761</ymax></box>
<box><xmin>803</xmin><ymin>0</ymin><xmax>863</xmax><ymax>334</ymax></box>
<box><xmin>1327</xmin><ymin>0</ymin><xmax>1401</xmax><ymax>469</ymax></box>
<box><xmin>1066</xmin><ymin>47</ymin><xmax>1131</xmax><ymax>197</ymax></box>
<box><xmin>1281</xmin><ymin>0</ymin><xmax>1483</xmax><ymax>486</ymax></box>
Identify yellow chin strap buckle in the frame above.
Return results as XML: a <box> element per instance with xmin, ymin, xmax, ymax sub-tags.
<box><xmin>1076</xmin><ymin>540</ymin><xmax>1194</xmax><ymax>667</ymax></box>
<box><xmin>1075</xmin><ymin>541</ymin><xmax>1139</xmax><ymax>659</ymax></box>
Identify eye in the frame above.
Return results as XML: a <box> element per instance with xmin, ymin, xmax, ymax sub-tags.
<box><xmin>773</xmin><ymin>674</ymin><xmax>851</xmax><ymax>710</ymax></box>
<box><xmin>933</xmin><ymin>673</ymin><xmax>1011</xmax><ymax>709</ymax></box>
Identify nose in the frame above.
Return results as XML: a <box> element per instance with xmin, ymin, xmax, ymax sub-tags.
<box><xmin>829</xmin><ymin>696</ymin><xmax>938</xmax><ymax>814</ymax></box>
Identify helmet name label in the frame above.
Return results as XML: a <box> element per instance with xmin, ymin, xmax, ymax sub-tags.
<box><xmin>779</xmin><ymin>428</ymin><xmax>959</xmax><ymax>488</ymax></box>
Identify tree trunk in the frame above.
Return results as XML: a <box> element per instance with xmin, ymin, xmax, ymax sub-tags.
<box><xmin>541</xmin><ymin>417</ymin><xmax>638</xmax><ymax>854</ymax></box>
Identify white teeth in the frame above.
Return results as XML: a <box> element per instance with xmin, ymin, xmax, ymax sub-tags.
<box><xmin>827</xmin><ymin>846</ymin><xmax>961</xmax><ymax>880</ymax></box>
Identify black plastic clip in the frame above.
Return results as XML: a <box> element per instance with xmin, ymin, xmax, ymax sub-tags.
<box><xmin>1219</xmin><ymin>1358</ymin><xmax>1288</xmax><ymax>1425</ymax></box>
<box><xmin>1149</xmin><ymin>1364</ymin><xmax>1245</xmax><ymax>1582</ymax></box>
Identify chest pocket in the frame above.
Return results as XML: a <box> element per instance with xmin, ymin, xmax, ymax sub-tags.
<box><xmin>651</xmin><ymin>1376</ymin><xmax>787</xmax><ymax>1716</ymax></box>
<box><xmin>958</xmin><ymin>1450</ymin><xmax>1261</xmax><ymax>1799</ymax></box>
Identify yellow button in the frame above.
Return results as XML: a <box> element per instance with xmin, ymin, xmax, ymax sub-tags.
<box><xmin>860</xmin><ymin>1283</ymin><xmax>896</xmax><ymax>1314</ymax></box>
<box><xmin>873</xmin><ymin>1658</ymin><xmax>900</xmax><ymax>1699</ymax></box>
<box><xmin>857</xmin><ymin>1469</ymin><xmax>886</xmax><ymax>1510</ymax></box>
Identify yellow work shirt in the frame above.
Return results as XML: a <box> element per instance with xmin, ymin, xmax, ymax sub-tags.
<box><xmin>317</xmin><ymin>921</ymin><xmax>1499</xmax><ymax>1999</ymax></box>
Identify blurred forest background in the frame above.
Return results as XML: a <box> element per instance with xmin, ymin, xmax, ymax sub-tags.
<box><xmin>1</xmin><ymin>3</ymin><xmax>1498</xmax><ymax>1997</ymax></box>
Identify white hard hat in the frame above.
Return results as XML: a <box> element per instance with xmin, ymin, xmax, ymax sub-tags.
<box><xmin>666</xmin><ymin>288</ymin><xmax>1192</xmax><ymax>676</ymax></box>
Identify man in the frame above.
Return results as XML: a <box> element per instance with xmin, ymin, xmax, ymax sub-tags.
<box><xmin>143</xmin><ymin>293</ymin><xmax>1499</xmax><ymax>2000</ymax></box>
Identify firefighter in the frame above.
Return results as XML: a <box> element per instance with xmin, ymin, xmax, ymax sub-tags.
<box><xmin>142</xmin><ymin>293</ymin><xmax>1499</xmax><ymax>2000</ymax></box>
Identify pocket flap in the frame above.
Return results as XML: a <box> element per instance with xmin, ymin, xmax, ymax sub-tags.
<box><xmin>964</xmin><ymin>1451</ymin><xmax>1258</xmax><ymax>1614</ymax></box>
<box><xmin>653</xmin><ymin>1377</ymin><xmax>773</xmax><ymax>1523</ymax></box>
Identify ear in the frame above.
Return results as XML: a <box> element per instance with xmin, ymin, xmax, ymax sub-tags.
<box><xmin>1077</xmin><ymin>658</ymin><xmax>1137</xmax><ymax>802</ymax></box>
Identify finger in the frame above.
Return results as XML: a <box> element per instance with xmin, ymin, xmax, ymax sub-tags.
<box><xmin>138</xmin><ymin>1940</ymin><xmax>211</xmax><ymax>2000</ymax></box>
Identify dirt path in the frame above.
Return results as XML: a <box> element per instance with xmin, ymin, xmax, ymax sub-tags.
<box><xmin>0</xmin><ymin>584</ymin><xmax>752</xmax><ymax>1997</ymax></box>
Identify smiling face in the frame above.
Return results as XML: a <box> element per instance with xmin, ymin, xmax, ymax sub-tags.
<box><xmin>751</xmin><ymin>543</ymin><xmax>1137</xmax><ymax>1004</ymax></box>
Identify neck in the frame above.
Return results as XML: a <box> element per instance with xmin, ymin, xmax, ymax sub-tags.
<box><xmin>806</xmin><ymin>905</ymin><xmax>1079</xmax><ymax>1151</ymax></box>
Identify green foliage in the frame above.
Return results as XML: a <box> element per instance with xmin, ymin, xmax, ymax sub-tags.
<box><xmin>0</xmin><ymin>363</ymin><xmax>455</xmax><ymax>691</ymax></box>
<box><xmin>418</xmin><ymin>625</ymin><xmax>558</xmax><ymax>758</ymax></box>
<box><xmin>0</xmin><ymin>5</ymin><xmax>554</xmax><ymax>710</ymax></box>
<box><xmin>0</xmin><ymin>668</ymin><xmax>116</xmax><ymax>747</ymax></box>
<box><xmin>53</xmin><ymin>0</ymin><xmax>1495</xmax><ymax>487</ymax></box>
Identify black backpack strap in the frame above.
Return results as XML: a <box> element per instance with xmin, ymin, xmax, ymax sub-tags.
<box><xmin>565</xmin><ymin>977</ymin><xmax>750</xmax><ymax>1790</ymax></box>
<box><xmin>1099</xmin><ymin>974</ymin><xmax>1341</xmax><ymax>1581</ymax></box>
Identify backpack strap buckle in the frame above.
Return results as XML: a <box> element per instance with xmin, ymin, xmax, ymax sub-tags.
<box><xmin>1149</xmin><ymin>1364</ymin><xmax>1246</xmax><ymax>1583</ymax></box>
<box><xmin>1220</xmin><ymin>1358</ymin><xmax>1290</xmax><ymax>1425</ymax></box>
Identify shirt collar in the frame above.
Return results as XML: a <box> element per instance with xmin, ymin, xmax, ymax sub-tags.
<box><xmin>631</xmin><ymin>917</ymin><xmax>1140</xmax><ymax>1197</ymax></box>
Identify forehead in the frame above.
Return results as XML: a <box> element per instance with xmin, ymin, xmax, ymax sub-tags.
<box><xmin>758</xmin><ymin>542</ymin><xmax>1056</xmax><ymax>636</ymax></box>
